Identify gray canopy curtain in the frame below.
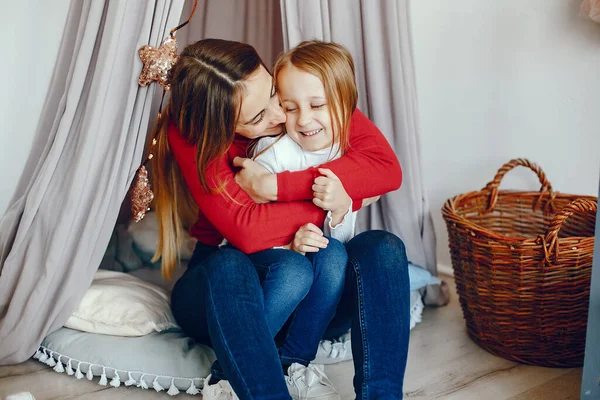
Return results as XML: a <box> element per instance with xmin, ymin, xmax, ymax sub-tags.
<box><xmin>280</xmin><ymin>0</ymin><xmax>448</xmax><ymax>306</ymax></box>
<box><xmin>0</xmin><ymin>0</ymin><xmax>184</xmax><ymax>365</ymax></box>
<box><xmin>178</xmin><ymin>0</ymin><xmax>284</xmax><ymax>68</ymax></box>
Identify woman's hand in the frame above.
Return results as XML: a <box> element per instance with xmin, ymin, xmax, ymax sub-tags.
<box><xmin>233</xmin><ymin>157</ymin><xmax>277</xmax><ymax>203</ymax></box>
<box><xmin>312</xmin><ymin>168</ymin><xmax>352</xmax><ymax>215</ymax></box>
<box><xmin>361</xmin><ymin>196</ymin><xmax>381</xmax><ymax>208</ymax></box>
<box><xmin>284</xmin><ymin>223</ymin><xmax>329</xmax><ymax>255</ymax></box>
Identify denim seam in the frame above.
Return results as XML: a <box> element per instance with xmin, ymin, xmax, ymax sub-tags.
<box><xmin>350</xmin><ymin>257</ymin><xmax>369</xmax><ymax>400</ymax></box>
<box><xmin>278</xmin><ymin>306</ymin><xmax>304</xmax><ymax>365</ymax></box>
<box><xmin>201</xmin><ymin>267</ymin><xmax>252</xmax><ymax>399</ymax></box>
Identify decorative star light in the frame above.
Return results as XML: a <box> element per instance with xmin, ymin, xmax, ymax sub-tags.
<box><xmin>138</xmin><ymin>36</ymin><xmax>178</xmax><ymax>91</ymax></box>
<box><xmin>130</xmin><ymin>163</ymin><xmax>155</xmax><ymax>223</ymax></box>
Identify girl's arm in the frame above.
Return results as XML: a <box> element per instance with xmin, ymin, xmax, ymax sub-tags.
<box><xmin>323</xmin><ymin>206</ymin><xmax>355</xmax><ymax>244</ymax></box>
<box><xmin>312</xmin><ymin>168</ymin><xmax>354</xmax><ymax>243</ymax></box>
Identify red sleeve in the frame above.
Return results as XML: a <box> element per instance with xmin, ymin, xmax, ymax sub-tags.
<box><xmin>169</xmin><ymin>125</ymin><xmax>325</xmax><ymax>254</ymax></box>
<box><xmin>276</xmin><ymin>109</ymin><xmax>402</xmax><ymax>211</ymax></box>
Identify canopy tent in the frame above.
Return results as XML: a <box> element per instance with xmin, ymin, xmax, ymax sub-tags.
<box><xmin>0</xmin><ymin>0</ymin><xmax>444</xmax><ymax>365</ymax></box>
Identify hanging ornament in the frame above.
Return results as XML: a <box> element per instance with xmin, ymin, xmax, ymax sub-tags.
<box><xmin>130</xmin><ymin>142</ymin><xmax>156</xmax><ymax>222</ymax></box>
<box><xmin>138</xmin><ymin>36</ymin><xmax>178</xmax><ymax>91</ymax></box>
<box><xmin>130</xmin><ymin>0</ymin><xmax>198</xmax><ymax>222</ymax></box>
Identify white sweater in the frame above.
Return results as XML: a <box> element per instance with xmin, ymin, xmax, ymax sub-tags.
<box><xmin>254</xmin><ymin>135</ymin><xmax>356</xmax><ymax>243</ymax></box>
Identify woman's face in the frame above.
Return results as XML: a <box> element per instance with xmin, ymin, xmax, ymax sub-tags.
<box><xmin>235</xmin><ymin>66</ymin><xmax>286</xmax><ymax>139</ymax></box>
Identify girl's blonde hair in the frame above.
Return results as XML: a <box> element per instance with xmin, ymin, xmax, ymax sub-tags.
<box><xmin>151</xmin><ymin>38</ymin><xmax>265</xmax><ymax>279</ymax></box>
<box><xmin>273</xmin><ymin>40</ymin><xmax>358</xmax><ymax>153</ymax></box>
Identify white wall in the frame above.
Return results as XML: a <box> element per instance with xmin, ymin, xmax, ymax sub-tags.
<box><xmin>410</xmin><ymin>0</ymin><xmax>600</xmax><ymax>270</ymax></box>
<box><xmin>0</xmin><ymin>1</ymin><xmax>71</xmax><ymax>215</ymax></box>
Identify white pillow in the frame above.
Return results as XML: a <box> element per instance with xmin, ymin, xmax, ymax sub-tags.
<box><xmin>65</xmin><ymin>270</ymin><xmax>178</xmax><ymax>336</ymax></box>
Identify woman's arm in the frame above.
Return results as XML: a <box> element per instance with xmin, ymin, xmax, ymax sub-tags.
<box><xmin>278</xmin><ymin>109</ymin><xmax>401</xmax><ymax>211</ymax></box>
<box><xmin>361</xmin><ymin>196</ymin><xmax>381</xmax><ymax>208</ymax></box>
<box><xmin>235</xmin><ymin>109</ymin><xmax>401</xmax><ymax>210</ymax></box>
<box><xmin>169</xmin><ymin>127</ymin><xmax>325</xmax><ymax>254</ymax></box>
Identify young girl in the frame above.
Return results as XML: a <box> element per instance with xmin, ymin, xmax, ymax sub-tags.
<box><xmin>244</xmin><ymin>41</ymin><xmax>363</xmax><ymax>400</ymax></box>
<box><xmin>253</xmin><ymin>41</ymin><xmax>360</xmax><ymax>247</ymax></box>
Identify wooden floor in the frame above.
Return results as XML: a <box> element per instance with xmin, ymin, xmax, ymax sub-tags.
<box><xmin>0</xmin><ymin>276</ymin><xmax>582</xmax><ymax>399</ymax></box>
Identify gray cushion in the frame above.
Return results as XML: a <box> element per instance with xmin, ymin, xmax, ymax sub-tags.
<box><xmin>35</xmin><ymin>327</ymin><xmax>215</xmax><ymax>396</ymax></box>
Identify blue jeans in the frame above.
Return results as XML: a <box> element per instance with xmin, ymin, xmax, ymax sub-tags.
<box><xmin>328</xmin><ymin>230</ymin><xmax>410</xmax><ymax>399</ymax></box>
<box><xmin>248</xmin><ymin>238</ymin><xmax>347</xmax><ymax>366</ymax></box>
<box><xmin>171</xmin><ymin>244</ymin><xmax>291</xmax><ymax>399</ymax></box>
<box><xmin>170</xmin><ymin>230</ymin><xmax>409</xmax><ymax>399</ymax></box>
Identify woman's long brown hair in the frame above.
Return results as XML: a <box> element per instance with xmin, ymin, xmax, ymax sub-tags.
<box><xmin>151</xmin><ymin>39</ymin><xmax>264</xmax><ymax>279</ymax></box>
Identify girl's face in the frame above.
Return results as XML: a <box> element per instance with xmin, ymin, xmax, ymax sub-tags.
<box><xmin>235</xmin><ymin>66</ymin><xmax>286</xmax><ymax>139</ymax></box>
<box><xmin>277</xmin><ymin>64</ymin><xmax>333</xmax><ymax>152</ymax></box>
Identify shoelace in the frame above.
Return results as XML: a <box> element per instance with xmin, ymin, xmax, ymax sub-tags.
<box><xmin>289</xmin><ymin>364</ymin><xmax>330</xmax><ymax>389</ymax></box>
<box><xmin>330</xmin><ymin>342</ymin><xmax>349</xmax><ymax>358</ymax></box>
<box><xmin>204</xmin><ymin>382</ymin><xmax>235</xmax><ymax>399</ymax></box>
<box><xmin>205</xmin><ymin>387</ymin><xmax>225</xmax><ymax>396</ymax></box>
<box><xmin>319</xmin><ymin>339</ymin><xmax>350</xmax><ymax>359</ymax></box>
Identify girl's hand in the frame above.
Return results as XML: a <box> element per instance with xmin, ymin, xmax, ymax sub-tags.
<box><xmin>284</xmin><ymin>223</ymin><xmax>329</xmax><ymax>255</ymax></box>
<box><xmin>233</xmin><ymin>157</ymin><xmax>277</xmax><ymax>203</ymax></box>
<box><xmin>312</xmin><ymin>168</ymin><xmax>352</xmax><ymax>214</ymax></box>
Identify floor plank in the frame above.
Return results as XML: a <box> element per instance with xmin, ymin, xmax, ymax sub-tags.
<box><xmin>0</xmin><ymin>276</ymin><xmax>583</xmax><ymax>399</ymax></box>
<box><xmin>509</xmin><ymin>369</ymin><xmax>583</xmax><ymax>400</ymax></box>
<box><xmin>0</xmin><ymin>361</ymin><xmax>48</xmax><ymax>380</ymax></box>
<box><xmin>0</xmin><ymin>363</ymin><xmax>107</xmax><ymax>400</ymax></box>
<box><xmin>0</xmin><ymin>361</ymin><xmax>196</xmax><ymax>400</ymax></box>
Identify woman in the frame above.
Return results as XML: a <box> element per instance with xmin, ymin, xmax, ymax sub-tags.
<box><xmin>152</xmin><ymin>38</ymin><xmax>410</xmax><ymax>399</ymax></box>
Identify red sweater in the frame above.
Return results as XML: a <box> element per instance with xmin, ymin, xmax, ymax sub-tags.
<box><xmin>168</xmin><ymin>109</ymin><xmax>402</xmax><ymax>254</ymax></box>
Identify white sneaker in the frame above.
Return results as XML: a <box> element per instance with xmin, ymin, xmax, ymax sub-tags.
<box><xmin>202</xmin><ymin>375</ymin><xmax>239</xmax><ymax>400</ymax></box>
<box><xmin>314</xmin><ymin>331</ymin><xmax>353</xmax><ymax>364</ymax></box>
<box><xmin>285</xmin><ymin>363</ymin><xmax>341</xmax><ymax>400</ymax></box>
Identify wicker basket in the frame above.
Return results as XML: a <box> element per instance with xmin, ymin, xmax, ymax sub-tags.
<box><xmin>442</xmin><ymin>158</ymin><xmax>597</xmax><ymax>367</ymax></box>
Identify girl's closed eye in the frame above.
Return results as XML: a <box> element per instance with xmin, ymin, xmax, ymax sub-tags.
<box><xmin>311</xmin><ymin>103</ymin><xmax>326</xmax><ymax>109</ymax></box>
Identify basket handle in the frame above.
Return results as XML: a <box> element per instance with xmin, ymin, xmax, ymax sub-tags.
<box><xmin>542</xmin><ymin>198</ymin><xmax>597</xmax><ymax>263</ymax></box>
<box><xmin>483</xmin><ymin>158</ymin><xmax>553</xmax><ymax>212</ymax></box>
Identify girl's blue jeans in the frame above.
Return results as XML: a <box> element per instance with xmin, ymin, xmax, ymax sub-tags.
<box><xmin>247</xmin><ymin>238</ymin><xmax>347</xmax><ymax>366</ymax></box>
